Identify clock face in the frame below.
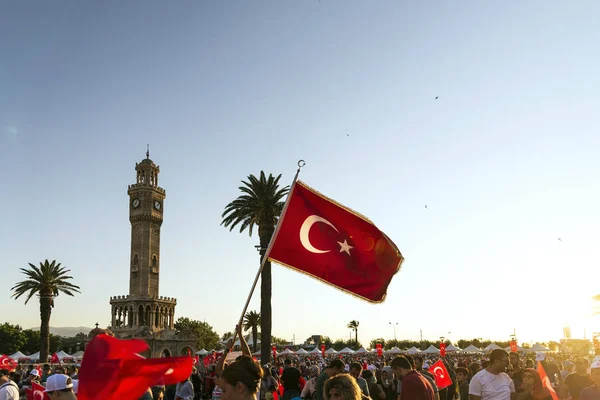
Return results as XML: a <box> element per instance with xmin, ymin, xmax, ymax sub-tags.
<box><xmin>132</xmin><ymin>198</ymin><xmax>140</xmax><ymax>208</ymax></box>
<box><xmin>154</xmin><ymin>200</ymin><xmax>162</xmax><ymax>211</ymax></box>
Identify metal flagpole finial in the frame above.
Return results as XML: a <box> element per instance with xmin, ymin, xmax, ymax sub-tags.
<box><xmin>298</xmin><ymin>159</ymin><xmax>305</xmax><ymax>168</ymax></box>
<box><xmin>146</xmin><ymin>144</ymin><xmax>150</xmax><ymax>159</ymax></box>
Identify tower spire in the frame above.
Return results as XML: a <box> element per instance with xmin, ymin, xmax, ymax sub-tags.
<box><xmin>146</xmin><ymin>144</ymin><xmax>150</xmax><ymax>159</ymax></box>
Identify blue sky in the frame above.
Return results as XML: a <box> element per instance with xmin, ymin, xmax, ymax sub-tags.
<box><xmin>1</xmin><ymin>1</ymin><xmax>599</xmax><ymax>348</ymax></box>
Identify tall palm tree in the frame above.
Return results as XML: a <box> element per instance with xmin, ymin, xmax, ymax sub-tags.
<box><xmin>243</xmin><ymin>310</ymin><xmax>261</xmax><ymax>352</ymax></box>
<box><xmin>221</xmin><ymin>171</ymin><xmax>290</xmax><ymax>363</ymax></box>
<box><xmin>11</xmin><ymin>260</ymin><xmax>80</xmax><ymax>362</ymax></box>
<box><xmin>347</xmin><ymin>320</ymin><xmax>359</xmax><ymax>347</ymax></box>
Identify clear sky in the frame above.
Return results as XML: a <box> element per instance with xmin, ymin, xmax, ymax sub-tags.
<box><xmin>2</xmin><ymin>1</ymin><xmax>599</xmax><ymax>348</ymax></box>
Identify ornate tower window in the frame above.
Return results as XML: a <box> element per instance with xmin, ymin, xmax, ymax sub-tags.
<box><xmin>152</xmin><ymin>255</ymin><xmax>158</xmax><ymax>267</ymax></box>
<box><xmin>133</xmin><ymin>254</ymin><xmax>139</xmax><ymax>265</ymax></box>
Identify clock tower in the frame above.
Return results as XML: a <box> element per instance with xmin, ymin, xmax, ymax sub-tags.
<box><xmin>108</xmin><ymin>151</ymin><xmax>195</xmax><ymax>357</ymax></box>
<box><xmin>127</xmin><ymin>151</ymin><xmax>165</xmax><ymax>297</ymax></box>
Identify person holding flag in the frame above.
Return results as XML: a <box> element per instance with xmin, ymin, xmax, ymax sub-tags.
<box><xmin>390</xmin><ymin>356</ymin><xmax>434</xmax><ymax>400</ymax></box>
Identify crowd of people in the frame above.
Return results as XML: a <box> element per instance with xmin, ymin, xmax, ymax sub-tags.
<box><xmin>2</xmin><ymin>331</ymin><xmax>600</xmax><ymax>400</ymax></box>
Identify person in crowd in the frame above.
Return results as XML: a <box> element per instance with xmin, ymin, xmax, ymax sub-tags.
<box><xmin>378</xmin><ymin>366</ymin><xmax>396</xmax><ymax>400</ymax></box>
<box><xmin>315</xmin><ymin>360</ymin><xmax>345</xmax><ymax>400</ymax></box>
<box><xmin>562</xmin><ymin>357</ymin><xmax>594</xmax><ymax>400</ymax></box>
<box><xmin>468</xmin><ymin>363</ymin><xmax>481</xmax><ymax>381</ymax></box>
<box><xmin>508</xmin><ymin>353</ymin><xmax>524</xmax><ymax>393</ymax></box>
<box><xmin>561</xmin><ymin>361</ymin><xmax>574</xmax><ymax>381</ymax></box>
<box><xmin>516</xmin><ymin>368</ymin><xmax>552</xmax><ymax>400</ymax></box>
<box><xmin>176</xmin><ymin>374</ymin><xmax>195</xmax><ymax>400</ymax></box>
<box><xmin>455</xmin><ymin>367</ymin><xmax>469</xmax><ymax>400</ymax></box>
<box><xmin>348</xmin><ymin>363</ymin><xmax>369</xmax><ymax>398</ymax></box>
<box><xmin>44</xmin><ymin>374</ymin><xmax>77</xmax><ymax>400</ymax></box>
<box><xmin>390</xmin><ymin>356</ymin><xmax>434</xmax><ymax>400</ymax></box>
<box><xmin>260</xmin><ymin>367</ymin><xmax>279</xmax><ymax>400</ymax></box>
<box><xmin>300</xmin><ymin>366</ymin><xmax>320</xmax><ymax>400</ymax></box>
<box><xmin>579</xmin><ymin>360</ymin><xmax>600</xmax><ymax>400</ymax></box>
<box><xmin>280</xmin><ymin>363</ymin><xmax>302</xmax><ymax>400</ymax></box>
<box><xmin>405</xmin><ymin>355</ymin><xmax>439</xmax><ymax>400</ymax></box>
<box><xmin>468</xmin><ymin>349</ymin><xmax>515</xmax><ymax>400</ymax></box>
<box><xmin>360</xmin><ymin>370</ymin><xmax>385</xmax><ymax>400</ymax></box>
<box><xmin>323</xmin><ymin>374</ymin><xmax>361</xmax><ymax>400</ymax></box>
<box><xmin>220</xmin><ymin>356</ymin><xmax>263</xmax><ymax>400</ymax></box>
<box><xmin>0</xmin><ymin>369</ymin><xmax>19</xmax><ymax>400</ymax></box>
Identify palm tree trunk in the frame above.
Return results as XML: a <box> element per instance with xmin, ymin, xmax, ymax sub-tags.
<box><xmin>259</xmin><ymin>230</ymin><xmax>273</xmax><ymax>364</ymax></box>
<box><xmin>252</xmin><ymin>326</ymin><xmax>258</xmax><ymax>353</ymax></box>
<box><xmin>355</xmin><ymin>329</ymin><xmax>358</xmax><ymax>347</ymax></box>
<box><xmin>39</xmin><ymin>296</ymin><xmax>52</xmax><ymax>363</ymax></box>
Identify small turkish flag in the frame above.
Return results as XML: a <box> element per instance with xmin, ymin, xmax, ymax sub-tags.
<box><xmin>537</xmin><ymin>362</ymin><xmax>559</xmax><ymax>400</ymax></box>
<box><xmin>193</xmin><ymin>355</ymin><xmax>199</xmax><ymax>366</ymax></box>
<box><xmin>376</xmin><ymin>344</ymin><xmax>383</xmax><ymax>357</ymax></box>
<box><xmin>428</xmin><ymin>360</ymin><xmax>453</xmax><ymax>390</ymax></box>
<box><xmin>510</xmin><ymin>340</ymin><xmax>518</xmax><ymax>353</ymax></box>
<box><xmin>440</xmin><ymin>343</ymin><xmax>446</xmax><ymax>357</ymax></box>
<box><xmin>267</xmin><ymin>181</ymin><xmax>404</xmax><ymax>302</ymax></box>
<box><xmin>321</xmin><ymin>344</ymin><xmax>326</xmax><ymax>357</ymax></box>
<box><xmin>26</xmin><ymin>381</ymin><xmax>50</xmax><ymax>400</ymax></box>
<box><xmin>0</xmin><ymin>355</ymin><xmax>17</xmax><ymax>371</ymax></box>
<box><xmin>51</xmin><ymin>353</ymin><xmax>60</xmax><ymax>364</ymax></box>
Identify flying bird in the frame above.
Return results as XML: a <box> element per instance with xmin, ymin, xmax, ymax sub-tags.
<box><xmin>435</xmin><ymin>96</ymin><xmax>439</xmax><ymax>99</ymax></box>
<box><xmin>425</xmin><ymin>205</ymin><xmax>428</xmax><ymax>209</ymax></box>
<box><xmin>557</xmin><ymin>238</ymin><xmax>562</xmax><ymax>241</ymax></box>
<box><xmin>346</xmin><ymin>134</ymin><xmax>349</xmax><ymax>137</ymax></box>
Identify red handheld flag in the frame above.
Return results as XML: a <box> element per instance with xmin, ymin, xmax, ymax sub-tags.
<box><xmin>321</xmin><ymin>344</ymin><xmax>326</xmax><ymax>357</ymax></box>
<box><xmin>268</xmin><ymin>181</ymin><xmax>404</xmax><ymax>303</ymax></box>
<box><xmin>537</xmin><ymin>362</ymin><xmax>559</xmax><ymax>400</ymax></box>
<box><xmin>26</xmin><ymin>381</ymin><xmax>50</xmax><ymax>400</ymax></box>
<box><xmin>440</xmin><ymin>343</ymin><xmax>446</xmax><ymax>357</ymax></box>
<box><xmin>272</xmin><ymin>346</ymin><xmax>277</xmax><ymax>358</ymax></box>
<box><xmin>429</xmin><ymin>360</ymin><xmax>453</xmax><ymax>390</ymax></box>
<box><xmin>51</xmin><ymin>353</ymin><xmax>60</xmax><ymax>364</ymax></box>
<box><xmin>0</xmin><ymin>355</ymin><xmax>17</xmax><ymax>372</ymax></box>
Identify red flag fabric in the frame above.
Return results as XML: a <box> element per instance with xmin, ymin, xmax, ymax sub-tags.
<box><xmin>50</xmin><ymin>353</ymin><xmax>60</xmax><ymax>364</ymax></box>
<box><xmin>429</xmin><ymin>360</ymin><xmax>453</xmax><ymax>390</ymax></box>
<box><xmin>0</xmin><ymin>355</ymin><xmax>17</xmax><ymax>371</ymax></box>
<box><xmin>26</xmin><ymin>381</ymin><xmax>50</xmax><ymax>400</ymax></box>
<box><xmin>272</xmin><ymin>346</ymin><xmax>277</xmax><ymax>358</ymax></box>
<box><xmin>320</xmin><ymin>345</ymin><xmax>326</xmax><ymax>357</ymax></box>
<box><xmin>193</xmin><ymin>355</ymin><xmax>200</xmax><ymax>366</ymax></box>
<box><xmin>77</xmin><ymin>333</ymin><xmax>193</xmax><ymax>400</ymax></box>
<box><xmin>376</xmin><ymin>344</ymin><xmax>383</xmax><ymax>357</ymax></box>
<box><xmin>537</xmin><ymin>362</ymin><xmax>559</xmax><ymax>400</ymax></box>
<box><xmin>267</xmin><ymin>181</ymin><xmax>404</xmax><ymax>303</ymax></box>
<box><xmin>187</xmin><ymin>348</ymin><xmax>192</xmax><ymax>357</ymax></box>
<box><xmin>510</xmin><ymin>340</ymin><xmax>518</xmax><ymax>353</ymax></box>
<box><xmin>440</xmin><ymin>343</ymin><xmax>446</xmax><ymax>357</ymax></box>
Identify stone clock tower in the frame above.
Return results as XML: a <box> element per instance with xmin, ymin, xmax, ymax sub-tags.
<box><xmin>108</xmin><ymin>151</ymin><xmax>195</xmax><ymax>357</ymax></box>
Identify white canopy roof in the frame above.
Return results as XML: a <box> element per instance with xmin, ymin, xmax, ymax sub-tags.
<box><xmin>354</xmin><ymin>347</ymin><xmax>369</xmax><ymax>354</ymax></box>
<box><xmin>71</xmin><ymin>351</ymin><xmax>84</xmax><ymax>359</ymax></box>
<box><xmin>296</xmin><ymin>348</ymin><xmax>309</xmax><ymax>355</ymax></box>
<box><xmin>483</xmin><ymin>344</ymin><xmax>502</xmax><ymax>352</ymax></box>
<box><xmin>28</xmin><ymin>352</ymin><xmax>40</xmax><ymax>360</ymax></box>
<box><xmin>56</xmin><ymin>350</ymin><xmax>72</xmax><ymax>359</ymax></box>
<box><xmin>406</xmin><ymin>347</ymin><xmax>421</xmax><ymax>354</ymax></box>
<box><xmin>386</xmin><ymin>346</ymin><xmax>403</xmax><ymax>354</ymax></box>
<box><xmin>422</xmin><ymin>345</ymin><xmax>440</xmax><ymax>354</ymax></box>
<box><xmin>196</xmin><ymin>349</ymin><xmax>209</xmax><ymax>355</ymax></box>
<box><xmin>339</xmin><ymin>347</ymin><xmax>355</xmax><ymax>354</ymax></box>
<box><xmin>9</xmin><ymin>351</ymin><xmax>27</xmax><ymax>360</ymax></box>
<box><xmin>462</xmin><ymin>345</ymin><xmax>483</xmax><ymax>353</ymax></box>
<box><xmin>309</xmin><ymin>348</ymin><xmax>321</xmax><ymax>354</ymax></box>
<box><xmin>324</xmin><ymin>348</ymin><xmax>338</xmax><ymax>354</ymax></box>
<box><xmin>528</xmin><ymin>343</ymin><xmax>551</xmax><ymax>352</ymax></box>
<box><xmin>281</xmin><ymin>348</ymin><xmax>296</xmax><ymax>355</ymax></box>
<box><xmin>504</xmin><ymin>345</ymin><xmax>525</xmax><ymax>353</ymax></box>
<box><xmin>445</xmin><ymin>344</ymin><xmax>461</xmax><ymax>352</ymax></box>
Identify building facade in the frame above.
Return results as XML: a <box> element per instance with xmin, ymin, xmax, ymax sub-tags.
<box><xmin>108</xmin><ymin>152</ymin><xmax>195</xmax><ymax>357</ymax></box>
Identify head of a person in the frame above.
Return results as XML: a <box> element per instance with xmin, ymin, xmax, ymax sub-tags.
<box><xmin>413</xmin><ymin>356</ymin><xmax>424</xmax><ymax>370</ymax></box>
<box><xmin>455</xmin><ymin>367</ymin><xmax>469</xmax><ymax>383</ymax></box>
<box><xmin>54</xmin><ymin>366</ymin><xmax>65</xmax><ymax>375</ymax></box>
<box><xmin>381</xmin><ymin>366</ymin><xmax>392</xmax><ymax>381</ymax></box>
<box><xmin>361</xmin><ymin>369</ymin><xmax>374</xmax><ymax>383</ymax></box>
<box><xmin>522</xmin><ymin>368</ymin><xmax>542</xmax><ymax>393</ymax></box>
<box><xmin>348</xmin><ymin>363</ymin><xmax>362</xmax><ymax>380</ymax></box>
<box><xmin>590</xmin><ymin>361</ymin><xmax>600</xmax><ymax>385</ymax></box>
<box><xmin>575</xmin><ymin>357</ymin><xmax>589</xmax><ymax>374</ymax></box>
<box><xmin>468</xmin><ymin>362</ymin><xmax>481</xmax><ymax>377</ymax></box>
<box><xmin>284</xmin><ymin>359</ymin><xmax>292</xmax><ymax>368</ymax></box>
<box><xmin>390</xmin><ymin>356</ymin><xmax>413</xmax><ymax>379</ymax></box>
<box><xmin>562</xmin><ymin>361</ymin><xmax>574</xmax><ymax>373</ymax></box>
<box><xmin>328</xmin><ymin>359</ymin><xmax>346</xmax><ymax>376</ymax></box>
<box><xmin>404</xmin><ymin>355</ymin><xmax>415</xmax><ymax>370</ymax></box>
<box><xmin>525</xmin><ymin>359</ymin><xmax>534</xmax><ymax>369</ymax></box>
<box><xmin>324</xmin><ymin>374</ymin><xmax>362</xmax><ymax>400</ymax></box>
<box><xmin>45</xmin><ymin>374</ymin><xmax>76</xmax><ymax>400</ymax></box>
<box><xmin>488</xmin><ymin>350</ymin><xmax>509</xmax><ymax>373</ymax></box>
<box><xmin>221</xmin><ymin>356</ymin><xmax>263</xmax><ymax>400</ymax></box>
<box><xmin>0</xmin><ymin>369</ymin><xmax>10</xmax><ymax>384</ymax></box>
<box><xmin>29</xmin><ymin>369</ymin><xmax>41</xmax><ymax>381</ymax></box>
<box><xmin>509</xmin><ymin>352</ymin><xmax>521</xmax><ymax>368</ymax></box>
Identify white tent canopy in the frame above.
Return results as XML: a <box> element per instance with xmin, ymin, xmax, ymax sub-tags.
<box><xmin>406</xmin><ymin>347</ymin><xmax>421</xmax><ymax>354</ymax></box>
<box><xmin>196</xmin><ymin>349</ymin><xmax>209</xmax><ymax>355</ymax></box>
<box><xmin>422</xmin><ymin>345</ymin><xmax>440</xmax><ymax>354</ymax></box>
<box><xmin>309</xmin><ymin>348</ymin><xmax>321</xmax><ymax>354</ymax></box>
<box><xmin>528</xmin><ymin>343</ymin><xmax>551</xmax><ymax>352</ymax></box>
<box><xmin>354</xmin><ymin>347</ymin><xmax>368</xmax><ymax>354</ymax></box>
<box><xmin>9</xmin><ymin>351</ymin><xmax>27</xmax><ymax>360</ymax></box>
<box><xmin>445</xmin><ymin>344</ymin><xmax>461</xmax><ymax>352</ymax></box>
<box><xmin>339</xmin><ymin>347</ymin><xmax>355</xmax><ymax>354</ymax></box>
<box><xmin>281</xmin><ymin>348</ymin><xmax>296</xmax><ymax>355</ymax></box>
<box><xmin>56</xmin><ymin>350</ymin><xmax>72</xmax><ymax>359</ymax></box>
<box><xmin>71</xmin><ymin>351</ymin><xmax>84</xmax><ymax>359</ymax></box>
<box><xmin>386</xmin><ymin>347</ymin><xmax>402</xmax><ymax>354</ymax></box>
<box><xmin>504</xmin><ymin>345</ymin><xmax>525</xmax><ymax>353</ymax></box>
<box><xmin>296</xmin><ymin>348</ymin><xmax>309</xmax><ymax>355</ymax></box>
<box><xmin>28</xmin><ymin>352</ymin><xmax>40</xmax><ymax>360</ymax></box>
<box><xmin>462</xmin><ymin>345</ymin><xmax>483</xmax><ymax>353</ymax></box>
<box><xmin>483</xmin><ymin>344</ymin><xmax>502</xmax><ymax>352</ymax></box>
<box><xmin>324</xmin><ymin>348</ymin><xmax>338</xmax><ymax>354</ymax></box>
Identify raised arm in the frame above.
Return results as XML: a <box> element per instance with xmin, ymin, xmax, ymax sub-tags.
<box><xmin>237</xmin><ymin>324</ymin><xmax>252</xmax><ymax>357</ymax></box>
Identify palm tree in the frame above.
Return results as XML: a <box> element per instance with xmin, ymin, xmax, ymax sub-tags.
<box><xmin>347</xmin><ymin>320</ymin><xmax>359</xmax><ymax>348</ymax></box>
<box><xmin>243</xmin><ymin>311</ymin><xmax>261</xmax><ymax>352</ymax></box>
<box><xmin>11</xmin><ymin>260</ymin><xmax>80</xmax><ymax>363</ymax></box>
<box><xmin>221</xmin><ymin>171</ymin><xmax>290</xmax><ymax>363</ymax></box>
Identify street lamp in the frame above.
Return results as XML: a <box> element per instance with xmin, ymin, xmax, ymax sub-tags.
<box><xmin>389</xmin><ymin>322</ymin><xmax>398</xmax><ymax>340</ymax></box>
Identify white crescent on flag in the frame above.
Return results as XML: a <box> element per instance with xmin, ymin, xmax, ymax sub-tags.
<box><xmin>433</xmin><ymin>366</ymin><xmax>445</xmax><ymax>379</ymax></box>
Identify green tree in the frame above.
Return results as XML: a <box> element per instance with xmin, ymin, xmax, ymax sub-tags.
<box><xmin>0</xmin><ymin>323</ymin><xmax>26</xmax><ymax>355</ymax></box>
<box><xmin>174</xmin><ymin>317</ymin><xmax>220</xmax><ymax>351</ymax></box>
<box><xmin>271</xmin><ymin>336</ymin><xmax>290</xmax><ymax>346</ymax></box>
<box><xmin>221</xmin><ymin>331</ymin><xmax>234</xmax><ymax>341</ymax></box>
<box><xmin>22</xmin><ymin>329</ymin><xmax>41</xmax><ymax>354</ymax></box>
<box><xmin>221</xmin><ymin>171</ymin><xmax>290</xmax><ymax>362</ymax></box>
<box><xmin>347</xmin><ymin>320</ymin><xmax>359</xmax><ymax>347</ymax></box>
<box><xmin>49</xmin><ymin>334</ymin><xmax>61</xmax><ymax>354</ymax></box>
<box><xmin>243</xmin><ymin>311</ymin><xmax>261</xmax><ymax>352</ymax></box>
<box><xmin>332</xmin><ymin>339</ymin><xmax>347</xmax><ymax>351</ymax></box>
<box><xmin>11</xmin><ymin>260</ymin><xmax>81</xmax><ymax>362</ymax></box>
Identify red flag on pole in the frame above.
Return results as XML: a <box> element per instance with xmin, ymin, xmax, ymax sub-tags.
<box><xmin>510</xmin><ymin>340</ymin><xmax>518</xmax><ymax>353</ymax></box>
<box><xmin>272</xmin><ymin>346</ymin><xmax>277</xmax><ymax>358</ymax></box>
<box><xmin>429</xmin><ymin>360</ymin><xmax>453</xmax><ymax>390</ymax></box>
<box><xmin>440</xmin><ymin>343</ymin><xmax>446</xmax><ymax>357</ymax></box>
<box><xmin>376</xmin><ymin>344</ymin><xmax>383</xmax><ymax>357</ymax></box>
<box><xmin>267</xmin><ymin>181</ymin><xmax>404</xmax><ymax>303</ymax></box>
<box><xmin>537</xmin><ymin>362</ymin><xmax>559</xmax><ymax>400</ymax></box>
<box><xmin>51</xmin><ymin>353</ymin><xmax>60</xmax><ymax>364</ymax></box>
<box><xmin>321</xmin><ymin>344</ymin><xmax>326</xmax><ymax>357</ymax></box>
<box><xmin>26</xmin><ymin>381</ymin><xmax>49</xmax><ymax>400</ymax></box>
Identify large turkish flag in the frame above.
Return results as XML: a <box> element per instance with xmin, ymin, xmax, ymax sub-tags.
<box><xmin>267</xmin><ymin>181</ymin><xmax>403</xmax><ymax>302</ymax></box>
<box><xmin>428</xmin><ymin>360</ymin><xmax>453</xmax><ymax>390</ymax></box>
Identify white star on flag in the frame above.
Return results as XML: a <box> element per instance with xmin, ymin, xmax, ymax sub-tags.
<box><xmin>337</xmin><ymin>239</ymin><xmax>353</xmax><ymax>255</ymax></box>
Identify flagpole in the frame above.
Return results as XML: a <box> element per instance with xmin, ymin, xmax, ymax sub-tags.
<box><xmin>232</xmin><ymin>160</ymin><xmax>305</xmax><ymax>344</ymax></box>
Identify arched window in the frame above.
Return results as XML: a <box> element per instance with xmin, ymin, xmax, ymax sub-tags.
<box><xmin>133</xmin><ymin>254</ymin><xmax>139</xmax><ymax>266</ymax></box>
<box><xmin>152</xmin><ymin>255</ymin><xmax>158</xmax><ymax>267</ymax></box>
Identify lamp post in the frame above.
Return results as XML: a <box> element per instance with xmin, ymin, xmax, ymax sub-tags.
<box><xmin>389</xmin><ymin>322</ymin><xmax>398</xmax><ymax>341</ymax></box>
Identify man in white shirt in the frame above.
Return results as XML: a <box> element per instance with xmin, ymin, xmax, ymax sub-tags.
<box><xmin>469</xmin><ymin>349</ymin><xmax>516</xmax><ymax>400</ymax></box>
<box><xmin>0</xmin><ymin>369</ymin><xmax>19</xmax><ymax>400</ymax></box>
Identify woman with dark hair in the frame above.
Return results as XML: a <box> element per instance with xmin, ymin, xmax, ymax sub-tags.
<box><xmin>516</xmin><ymin>369</ymin><xmax>553</xmax><ymax>400</ymax></box>
<box><xmin>221</xmin><ymin>356</ymin><xmax>264</xmax><ymax>400</ymax></box>
<box><xmin>323</xmin><ymin>374</ymin><xmax>361</xmax><ymax>400</ymax></box>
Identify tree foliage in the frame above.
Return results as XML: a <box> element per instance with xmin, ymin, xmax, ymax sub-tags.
<box><xmin>0</xmin><ymin>323</ymin><xmax>27</xmax><ymax>355</ymax></box>
<box><xmin>243</xmin><ymin>311</ymin><xmax>261</xmax><ymax>352</ymax></box>
<box><xmin>332</xmin><ymin>338</ymin><xmax>363</xmax><ymax>351</ymax></box>
<box><xmin>174</xmin><ymin>317</ymin><xmax>220</xmax><ymax>351</ymax></box>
